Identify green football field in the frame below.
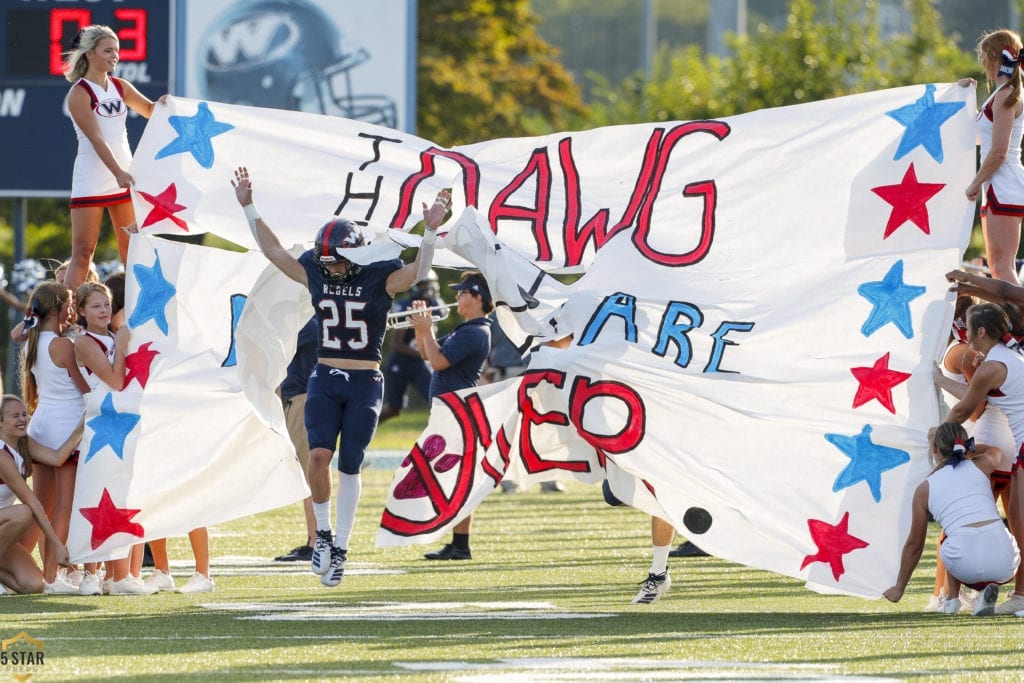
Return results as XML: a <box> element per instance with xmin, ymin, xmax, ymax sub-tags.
<box><xmin>2</xmin><ymin>466</ymin><xmax>1022</xmax><ymax>682</ymax></box>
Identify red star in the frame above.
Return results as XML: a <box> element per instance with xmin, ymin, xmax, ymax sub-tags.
<box><xmin>870</xmin><ymin>164</ymin><xmax>944</xmax><ymax>238</ymax></box>
<box><xmin>125</xmin><ymin>342</ymin><xmax>160</xmax><ymax>389</ymax></box>
<box><xmin>78</xmin><ymin>488</ymin><xmax>144</xmax><ymax>549</ymax></box>
<box><xmin>800</xmin><ymin>511</ymin><xmax>869</xmax><ymax>581</ymax></box>
<box><xmin>850</xmin><ymin>352</ymin><xmax>911</xmax><ymax>414</ymax></box>
<box><xmin>137</xmin><ymin>183</ymin><xmax>189</xmax><ymax>231</ymax></box>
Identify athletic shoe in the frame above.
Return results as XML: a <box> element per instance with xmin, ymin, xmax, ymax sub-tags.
<box><xmin>973</xmin><ymin>583</ymin><xmax>999</xmax><ymax>616</ymax></box>
<box><xmin>424</xmin><ymin>544</ymin><xmax>472</xmax><ymax>560</ymax></box>
<box><xmin>78</xmin><ymin>572</ymin><xmax>102</xmax><ymax>596</ymax></box>
<box><xmin>922</xmin><ymin>594</ymin><xmax>946</xmax><ymax>613</ymax></box>
<box><xmin>102</xmin><ymin>577</ymin><xmax>113</xmax><ymax>595</ymax></box>
<box><xmin>108</xmin><ymin>576</ymin><xmax>152</xmax><ymax>596</ymax></box>
<box><xmin>994</xmin><ymin>592</ymin><xmax>1024</xmax><ymax>615</ymax></box>
<box><xmin>669</xmin><ymin>541</ymin><xmax>709</xmax><ymax>558</ymax></box>
<box><xmin>176</xmin><ymin>572</ymin><xmax>215</xmax><ymax>594</ymax></box>
<box><xmin>540</xmin><ymin>481</ymin><xmax>566</xmax><ymax>493</ymax></box>
<box><xmin>311</xmin><ymin>529</ymin><xmax>333</xmax><ymax>575</ymax></box>
<box><xmin>959</xmin><ymin>588</ymin><xmax>978</xmax><ymax>612</ymax></box>
<box><xmin>275</xmin><ymin>544</ymin><xmax>314</xmax><ymax>562</ymax></box>
<box><xmin>144</xmin><ymin>570</ymin><xmax>177</xmax><ymax>593</ymax></box>
<box><xmin>320</xmin><ymin>547</ymin><xmax>346</xmax><ymax>587</ymax></box>
<box><xmin>43</xmin><ymin>576</ymin><xmax>79</xmax><ymax>595</ymax></box>
<box><xmin>940</xmin><ymin>597</ymin><xmax>962</xmax><ymax>614</ymax></box>
<box><xmin>65</xmin><ymin>568</ymin><xmax>84</xmax><ymax>588</ymax></box>
<box><xmin>631</xmin><ymin>571</ymin><xmax>671</xmax><ymax>604</ymax></box>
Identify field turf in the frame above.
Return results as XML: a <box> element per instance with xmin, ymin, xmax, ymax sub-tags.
<box><xmin>2</xmin><ymin>465</ymin><xmax>1022</xmax><ymax>682</ymax></box>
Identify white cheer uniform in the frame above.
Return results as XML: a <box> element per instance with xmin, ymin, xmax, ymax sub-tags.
<box><xmin>27</xmin><ymin>332</ymin><xmax>85</xmax><ymax>451</ymax></box>
<box><xmin>69</xmin><ymin>77</ymin><xmax>132</xmax><ymax>208</ymax></box>
<box><xmin>978</xmin><ymin>83</ymin><xmax>1024</xmax><ymax>216</ymax></box>
<box><xmin>0</xmin><ymin>440</ymin><xmax>26</xmax><ymax>509</ymax></box>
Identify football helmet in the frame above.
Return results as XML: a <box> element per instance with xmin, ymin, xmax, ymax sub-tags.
<box><xmin>199</xmin><ymin>0</ymin><xmax>398</xmax><ymax>127</ymax></box>
<box><xmin>410</xmin><ymin>269</ymin><xmax>439</xmax><ymax>302</ymax></box>
<box><xmin>315</xmin><ymin>218</ymin><xmax>365</xmax><ymax>281</ymax></box>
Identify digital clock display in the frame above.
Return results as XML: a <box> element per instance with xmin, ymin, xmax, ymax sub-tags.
<box><xmin>5</xmin><ymin>6</ymin><xmax>150</xmax><ymax>76</ymax></box>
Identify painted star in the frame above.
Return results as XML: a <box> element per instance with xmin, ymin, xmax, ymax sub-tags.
<box><xmin>857</xmin><ymin>260</ymin><xmax>926</xmax><ymax>339</ymax></box>
<box><xmin>78</xmin><ymin>488</ymin><xmax>144</xmax><ymax>550</ymax></box>
<box><xmin>128</xmin><ymin>251</ymin><xmax>177</xmax><ymax>335</ymax></box>
<box><xmin>84</xmin><ymin>393</ymin><xmax>141</xmax><ymax>462</ymax></box>
<box><xmin>871</xmin><ymin>164</ymin><xmax>945</xmax><ymax>238</ymax></box>
<box><xmin>137</xmin><ymin>183</ymin><xmax>189</xmax><ymax>231</ymax></box>
<box><xmin>155</xmin><ymin>101</ymin><xmax>234</xmax><ymax>169</ymax></box>
<box><xmin>885</xmin><ymin>83</ymin><xmax>965</xmax><ymax>162</ymax></box>
<box><xmin>800</xmin><ymin>511</ymin><xmax>869</xmax><ymax>581</ymax></box>
<box><xmin>850</xmin><ymin>352</ymin><xmax>912</xmax><ymax>414</ymax></box>
<box><xmin>826</xmin><ymin>424</ymin><xmax>910</xmax><ymax>502</ymax></box>
<box><xmin>125</xmin><ymin>342</ymin><xmax>160</xmax><ymax>389</ymax></box>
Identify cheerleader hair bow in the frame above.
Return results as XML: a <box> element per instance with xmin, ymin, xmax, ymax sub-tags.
<box><xmin>1001</xmin><ymin>331</ymin><xmax>1022</xmax><ymax>352</ymax></box>
<box><xmin>21</xmin><ymin>299</ymin><xmax>41</xmax><ymax>333</ymax></box>
<box><xmin>950</xmin><ymin>436</ymin><xmax>976</xmax><ymax>467</ymax></box>
<box><xmin>999</xmin><ymin>48</ymin><xmax>1022</xmax><ymax>77</ymax></box>
<box><xmin>952</xmin><ymin>316</ymin><xmax>968</xmax><ymax>343</ymax></box>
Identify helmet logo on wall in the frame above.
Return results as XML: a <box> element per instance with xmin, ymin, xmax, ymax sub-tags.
<box><xmin>198</xmin><ymin>0</ymin><xmax>398</xmax><ymax>128</ymax></box>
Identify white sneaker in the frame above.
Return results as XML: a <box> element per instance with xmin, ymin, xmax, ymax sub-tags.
<box><xmin>959</xmin><ymin>588</ymin><xmax>978</xmax><ymax>612</ymax></box>
<box><xmin>311</xmin><ymin>529</ymin><xmax>333</xmax><ymax>576</ymax></box>
<box><xmin>78</xmin><ymin>572</ymin><xmax>102</xmax><ymax>596</ymax></box>
<box><xmin>631</xmin><ymin>571</ymin><xmax>671</xmax><ymax>604</ymax></box>
<box><xmin>940</xmin><ymin>597</ymin><xmax>962</xmax><ymax>614</ymax></box>
<box><xmin>176</xmin><ymin>572</ymin><xmax>215</xmax><ymax>594</ymax></box>
<box><xmin>102</xmin><ymin>577</ymin><xmax>113</xmax><ymax>595</ymax></box>
<box><xmin>65</xmin><ymin>568</ymin><xmax>84</xmax><ymax>588</ymax></box>
<box><xmin>994</xmin><ymin>592</ymin><xmax>1024</xmax><ymax>615</ymax></box>
<box><xmin>108</xmin><ymin>576</ymin><xmax>152</xmax><ymax>596</ymax></box>
<box><xmin>922</xmin><ymin>594</ymin><xmax>946</xmax><ymax>612</ymax></box>
<box><xmin>43</xmin><ymin>576</ymin><xmax>79</xmax><ymax>595</ymax></box>
<box><xmin>973</xmin><ymin>583</ymin><xmax>999</xmax><ymax>616</ymax></box>
<box><xmin>143</xmin><ymin>570</ymin><xmax>177</xmax><ymax>593</ymax></box>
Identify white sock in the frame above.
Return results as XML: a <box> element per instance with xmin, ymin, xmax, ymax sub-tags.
<box><xmin>650</xmin><ymin>545</ymin><xmax>671</xmax><ymax>575</ymax></box>
<box><xmin>334</xmin><ymin>472</ymin><xmax>362</xmax><ymax>550</ymax></box>
<box><xmin>312</xmin><ymin>500</ymin><xmax>332</xmax><ymax>532</ymax></box>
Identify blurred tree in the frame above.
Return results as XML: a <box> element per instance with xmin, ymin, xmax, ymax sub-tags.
<box><xmin>417</xmin><ymin>0</ymin><xmax>587</xmax><ymax>146</ymax></box>
<box><xmin>588</xmin><ymin>0</ymin><xmax>979</xmax><ymax>126</ymax></box>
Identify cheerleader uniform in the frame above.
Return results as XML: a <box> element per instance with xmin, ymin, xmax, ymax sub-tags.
<box><xmin>79</xmin><ymin>330</ymin><xmax>116</xmax><ymax>391</ymax></box>
<box><xmin>27</xmin><ymin>332</ymin><xmax>85</xmax><ymax>454</ymax></box>
<box><xmin>977</xmin><ymin>83</ymin><xmax>1024</xmax><ymax>217</ymax></box>
<box><xmin>0</xmin><ymin>440</ymin><xmax>26</xmax><ymax>509</ymax></box>
<box><xmin>69</xmin><ymin>77</ymin><xmax>132</xmax><ymax>209</ymax></box>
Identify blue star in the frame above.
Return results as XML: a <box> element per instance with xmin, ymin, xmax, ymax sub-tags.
<box><xmin>857</xmin><ymin>260</ymin><xmax>926</xmax><ymax>339</ymax></box>
<box><xmin>826</xmin><ymin>424</ymin><xmax>910</xmax><ymax>502</ymax></box>
<box><xmin>85</xmin><ymin>394</ymin><xmax>141</xmax><ymax>462</ymax></box>
<box><xmin>155</xmin><ymin>101</ymin><xmax>234</xmax><ymax>169</ymax></box>
<box><xmin>885</xmin><ymin>84</ymin><xmax>964</xmax><ymax>163</ymax></box>
<box><xmin>129</xmin><ymin>251</ymin><xmax>177</xmax><ymax>335</ymax></box>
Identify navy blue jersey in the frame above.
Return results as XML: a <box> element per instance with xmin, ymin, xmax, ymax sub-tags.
<box><xmin>299</xmin><ymin>250</ymin><xmax>403</xmax><ymax>363</ymax></box>
<box><xmin>430</xmin><ymin>317</ymin><xmax>493</xmax><ymax>399</ymax></box>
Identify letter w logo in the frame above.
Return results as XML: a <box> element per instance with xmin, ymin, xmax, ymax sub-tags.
<box><xmin>98</xmin><ymin>100</ymin><xmax>124</xmax><ymax>116</ymax></box>
<box><xmin>206</xmin><ymin>14</ymin><xmax>299</xmax><ymax>67</ymax></box>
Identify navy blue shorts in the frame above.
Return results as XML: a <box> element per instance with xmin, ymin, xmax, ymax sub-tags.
<box><xmin>305</xmin><ymin>364</ymin><xmax>383</xmax><ymax>474</ymax></box>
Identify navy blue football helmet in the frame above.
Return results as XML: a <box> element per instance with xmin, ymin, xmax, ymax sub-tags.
<box><xmin>199</xmin><ymin>0</ymin><xmax>397</xmax><ymax>127</ymax></box>
<box><xmin>315</xmin><ymin>218</ymin><xmax>365</xmax><ymax>281</ymax></box>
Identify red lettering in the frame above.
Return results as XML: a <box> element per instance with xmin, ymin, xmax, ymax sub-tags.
<box><xmin>488</xmin><ymin>148</ymin><xmax>553</xmax><ymax>261</ymax></box>
<box><xmin>632</xmin><ymin>121</ymin><xmax>729</xmax><ymax>266</ymax></box>
<box><xmin>114</xmin><ymin>9</ymin><xmax>147</xmax><ymax>61</ymax></box>
<box><xmin>517</xmin><ymin>369</ymin><xmax>590</xmax><ymax>474</ymax></box>
<box><xmin>390</xmin><ymin>148</ymin><xmax>480</xmax><ymax>227</ymax></box>
<box><xmin>568</xmin><ymin>377</ymin><xmax>645</xmax><ymax>454</ymax></box>
<box><xmin>379</xmin><ymin>391</ymin><xmax>490</xmax><ymax>536</ymax></box>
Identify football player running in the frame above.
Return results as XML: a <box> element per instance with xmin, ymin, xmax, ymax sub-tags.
<box><xmin>231</xmin><ymin>166</ymin><xmax>449</xmax><ymax>587</ymax></box>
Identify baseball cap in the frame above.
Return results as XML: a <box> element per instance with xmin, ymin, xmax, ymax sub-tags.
<box><xmin>449</xmin><ymin>272</ymin><xmax>491</xmax><ymax>306</ymax></box>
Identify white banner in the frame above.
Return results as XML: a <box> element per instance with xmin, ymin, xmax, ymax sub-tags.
<box><xmin>67</xmin><ymin>235</ymin><xmax>309</xmax><ymax>563</ymax></box>
<box><xmin>128</xmin><ymin>84</ymin><xmax>975</xmax><ymax>597</ymax></box>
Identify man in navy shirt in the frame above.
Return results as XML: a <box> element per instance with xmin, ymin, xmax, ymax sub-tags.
<box><xmin>232</xmin><ymin>166</ymin><xmax>449</xmax><ymax>587</ymax></box>
<box><xmin>410</xmin><ymin>271</ymin><xmax>493</xmax><ymax>560</ymax></box>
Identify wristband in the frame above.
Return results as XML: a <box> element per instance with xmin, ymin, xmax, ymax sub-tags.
<box><xmin>422</xmin><ymin>228</ymin><xmax>437</xmax><ymax>246</ymax></box>
<box><xmin>243</xmin><ymin>203</ymin><xmax>261</xmax><ymax>224</ymax></box>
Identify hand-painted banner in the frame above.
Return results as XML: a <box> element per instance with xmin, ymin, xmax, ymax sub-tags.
<box><xmin>128</xmin><ymin>84</ymin><xmax>975</xmax><ymax>597</ymax></box>
<box><xmin>67</xmin><ymin>235</ymin><xmax>309</xmax><ymax>563</ymax></box>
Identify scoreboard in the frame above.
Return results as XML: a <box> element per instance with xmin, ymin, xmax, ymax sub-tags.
<box><xmin>0</xmin><ymin>0</ymin><xmax>173</xmax><ymax>196</ymax></box>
